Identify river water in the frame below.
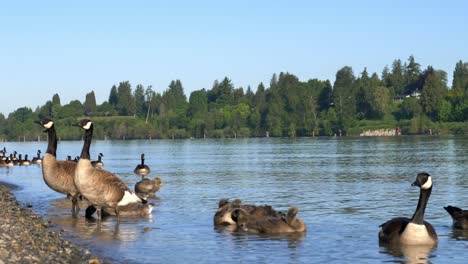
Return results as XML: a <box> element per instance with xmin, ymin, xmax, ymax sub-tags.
<box><xmin>1</xmin><ymin>136</ymin><xmax>467</xmax><ymax>263</ymax></box>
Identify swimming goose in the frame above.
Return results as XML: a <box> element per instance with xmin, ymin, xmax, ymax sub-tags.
<box><xmin>0</xmin><ymin>157</ymin><xmax>13</xmax><ymax>168</ymax></box>
<box><xmin>19</xmin><ymin>154</ymin><xmax>31</xmax><ymax>166</ymax></box>
<box><xmin>91</xmin><ymin>153</ymin><xmax>104</xmax><ymax>168</ymax></box>
<box><xmin>35</xmin><ymin>118</ymin><xmax>81</xmax><ymax>215</ymax></box>
<box><xmin>0</xmin><ymin>147</ymin><xmax>6</xmax><ymax>161</ymax></box>
<box><xmin>13</xmin><ymin>153</ymin><xmax>21</xmax><ymax>165</ymax></box>
<box><xmin>134</xmin><ymin>154</ymin><xmax>150</xmax><ymax>176</ymax></box>
<box><xmin>235</xmin><ymin>207</ymin><xmax>307</xmax><ymax>233</ymax></box>
<box><xmin>444</xmin><ymin>206</ymin><xmax>468</xmax><ymax>230</ymax></box>
<box><xmin>378</xmin><ymin>172</ymin><xmax>438</xmax><ymax>245</ymax></box>
<box><xmin>134</xmin><ymin>177</ymin><xmax>163</xmax><ymax>199</ymax></box>
<box><xmin>73</xmin><ymin>119</ymin><xmax>149</xmax><ymax>220</ymax></box>
<box><xmin>31</xmin><ymin>150</ymin><xmax>43</xmax><ymax>164</ymax></box>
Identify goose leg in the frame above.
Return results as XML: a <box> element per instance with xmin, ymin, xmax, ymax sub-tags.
<box><xmin>115</xmin><ymin>207</ymin><xmax>120</xmax><ymax>221</ymax></box>
<box><xmin>96</xmin><ymin>206</ymin><xmax>102</xmax><ymax>220</ymax></box>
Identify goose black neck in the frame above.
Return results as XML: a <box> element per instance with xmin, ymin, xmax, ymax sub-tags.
<box><xmin>80</xmin><ymin>126</ymin><xmax>93</xmax><ymax>160</ymax></box>
<box><xmin>46</xmin><ymin>125</ymin><xmax>58</xmax><ymax>156</ymax></box>
<box><xmin>97</xmin><ymin>156</ymin><xmax>102</xmax><ymax>162</ymax></box>
<box><xmin>411</xmin><ymin>187</ymin><xmax>432</xmax><ymax>224</ymax></box>
<box><xmin>141</xmin><ymin>157</ymin><xmax>145</xmax><ymax>166</ymax></box>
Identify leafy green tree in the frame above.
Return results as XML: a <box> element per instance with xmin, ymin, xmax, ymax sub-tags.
<box><xmin>96</xmin><ymin>102</ymin><xmax>117</xmax><ymax>116</ymax></box>
<box><xmin>84</xmin><ymin>91</ymin><xmax>97</xmax><ymax>116</ymax></box>
<box><xmin>397</xmin><ymin>97</ymin><xmax>422</xmax><ymax>120</ymax></box>
<box><xmin>59</xmin><ymin>100</ymin><xmax>84</xmax><ymax>118</ymax></box>
<box><xmin>188</xmin><ymin>89</ymin><xmax>208</xmax><ymax>118</ymax></box>
<box><xmin>318</xmin><ymin>80</ymin><xmax>333</xmax><ymax>112</ymax></box>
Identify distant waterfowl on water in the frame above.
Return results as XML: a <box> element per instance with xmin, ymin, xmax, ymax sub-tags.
<box><xmin>378</xmin><ymin>172</ymin><xmax>438</xmax><ymax>245</ymax></box>
<box><xmin>31</xmin><ymin>150</ymin><xmax>43</xmax><ymax>164</ymax></box>
<box><xmin>0</xmin><ymin>157</ymin><xmax>13</xmax><ymax>168</ymax></box>
<box><xmin>74</xmin><ymin>119</ymin><xmax>150</xmax><ymax>220</ymax></box>
<box><xmin>91</xmin><ymin>153</ymin><xmax>104</xmax><ymax>168</ymax></box>
<box><xmin>134</xmin><ymin>153</ymin><xmax>150</xmax><ymax>176</ymax></box>
<box><xmin>0</xmin><ymin>147</ymin><xmax>6</xmax><ymax>161</ymax></box>
<box><xmin>19</xmin><ymin>154</ymin><xmax>31</xmax><ymax>166</ymax></box>
<box><xmin>35</xmin><ymin>118</ymin><xmax>81</xmax><ymax>215</ymax></box>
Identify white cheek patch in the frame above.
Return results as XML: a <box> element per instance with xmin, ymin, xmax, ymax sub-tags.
<box><xmin>83</xmin><ymin>121</ymin><xmax>92</xmax><ymax>130</ymax></box>
<box><xmin>43</xmin><ymin>121</ymin><xmax>54</xmax><ymax>129</ymax></box>
<box><xmin>421</xmin><ymin>176</ymin><xmax>432</xmax><ymax>190</ymax></box>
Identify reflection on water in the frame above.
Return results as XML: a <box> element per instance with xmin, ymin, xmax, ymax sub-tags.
<box><xmin>380</xmin><ymin>243</ymin><xmax>436</xmax><ymax>264</ymax></box>
<box><xmin>1</xmin><ymin>136</ymin><xmax>468</xmax><ymax>263</ymax></box>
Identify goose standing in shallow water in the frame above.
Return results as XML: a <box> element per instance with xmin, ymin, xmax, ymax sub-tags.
<box><xmin>134</xmin><ymin>154</ymin><xmax>150</xmax><ymax>176</ymax></box>
<box><xmin>35</xmin><ymin>118</ymin><xmax>81</xmax><ymax>215</ymax></box>
<box><xmin>73</xmin><ymin>119</ymin><xmax>150</xmax><ymax>220</ymax></box>
<box><xmin>134</xmin><ymin>177</ymin><xmax>163</xmax><ymax>199</ymax></box>
<box><xmin>0</xmin><ymin>147</ymin><xmax>6</xmax><ymax>161</ymax></box>
<box><xmin>378</xmin><ymin>172</ymin><xmax>438</xmax><ymax>245</ymax></box>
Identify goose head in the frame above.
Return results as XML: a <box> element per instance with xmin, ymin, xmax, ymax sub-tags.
<box><xmin>35</xmin><ymin>118</ymin><xmax>54</xmax><ymax>131</ymax></box>
<box><xmin>412</xmin><ymin>172</ymin><xmax>432</xmax><ymax>190</ymax></box>
<box><xmin>73</xmin><ymin>119</ymin><xmax>93</xmax><ymax>130</ymax></box>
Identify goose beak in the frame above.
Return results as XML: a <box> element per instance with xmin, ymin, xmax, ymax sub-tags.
<box><xmin>34</xmin><ymin>120</ymin><xmax>41</xmax><ymax>125</ymax></box>
<box><xmin>411</xmin><ymin>181</ymin><xmax>419</xmax><ymax>187</ymax></box>
<box><xmin>72</xmin><ymin>122</ymin><xmax>80</xmax><ymax>127</ymax></box>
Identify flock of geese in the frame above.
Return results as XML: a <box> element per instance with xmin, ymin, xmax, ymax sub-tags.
<box><xmin>1</xmin><ymin>118</ymin><xmax>468</xmax><ymax>245</ymax></box>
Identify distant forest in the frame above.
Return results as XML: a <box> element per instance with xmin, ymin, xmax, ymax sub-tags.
<box><xmin>1</xmin><ymin>56</ymin><xmax>468</xmax><ymax>141</ymax></box>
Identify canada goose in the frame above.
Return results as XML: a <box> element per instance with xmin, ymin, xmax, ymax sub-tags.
<box><xmin>444</xmin><ymin>206</ymin><xmax>468</xmax><ymax>230</ymax></box>
<box><xmin>214</xmin><ymin>199</ymin><xmax>285</xmax><ymax>226</ymax></box>
<box><xmin>19</xmin><ymin>154</ymin><xmax>31</xmax><ymax>166</ymax></box>
<box><xmin>85</xmin><ymin>202</ymin><xmax>154</xmax><ymax>218</ymax></box>
<box><xmin>134</xmin><ymin>177</ymin><xmax>163</xmax><ymax>199</ymax></box>
<box><xmin>235</xmin><ymin>207</ymin><xmax>307</xmax><ymax>234</ymax></box>
<box><xmin>11</xmin><ymin>151</ymin><xmax>18</xmax><ymax>161</ymax></box>
<box><xmin>378</xmin><ymin>172</ymin><xmax>438</xmax><ymax>245</ymax></box>
<box><xmin>0</xmin><ymin>147</ymin><xmax>6</xmax><ymax>161</ymax></box>
<box><xmin>13</xmin><ymin>154</ymin><xmax>21</xmax><ymax>165</ymax></box>
<box><xmin>91</xmin><ymin>153</ymin><xmax>104</xmax><ymax>168</ymax></box>
<box><xmin>34</xmin><ymin>118</ymin><xmax>81</xmax><ymax>215</ymax></box>
<box><xmin>134</xmin><ymin>154</ymin><xmax>150</xmax><ymax>176</ymax></box>
<box><xmin>31</xmin><ymin>150</ymin><xmax>43</xmax><ymax>164</ymax></box>
<box><xmin>0</xmin><ymin>157</ymin><xmax>13</xmax><ymax>168</ymax></box>
<box><xmin>73</xmin><ymin>119</ymin><xmax>149</xmax><ymax>220</ymax></box>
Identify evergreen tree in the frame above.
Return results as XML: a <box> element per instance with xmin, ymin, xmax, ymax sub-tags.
<box><xmin>421</xmin><ymin>66</ymin><xmax>448</xmax><ymax>120</ymax></box>
<box><xmin>134</xmin><ymin>84</ymin><xmax>146</xmax><ymax>117</ymax></box>
<box><xmin>51</xmin><ymin>93</ymin><xmax>61</xmax><ymax>119</ymax></box>
<box><xmin>83</xmin><ymin>91</ymin><xmax>97</xmax><ymax>116</ymax></box>
<box><xmin>332</xmin><ymin>66</ymin><xmax>356</xmax><ymax>132</ymax></box>
<box><xmin>404</xmin><ymin>55</ymin><xmax>421</xmax><ymax>94</ymax></box>
<box><xmin>116</xmin><ymin>81</ymin><xmax>135</xmax><ymax>116</ymax></box>
<box><xmin>109</xmin><ymin>85</ymin><xmax>118</xmax><ymax>106</ymax></box>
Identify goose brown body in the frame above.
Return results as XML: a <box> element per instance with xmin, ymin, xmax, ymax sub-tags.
<box><xmin>74</xmin><ymin>119</ymin><xmax>148</xmax><ymax>219</ymax></box>
<box><xmin>35</xmin><ymin>118</ymin><xmax>80</xmax><ymax>214</ymax></box>
<box><xmin>134</xmin><ymin>177</ymin><xmax>163</xmax><ymax>199</ymax></box>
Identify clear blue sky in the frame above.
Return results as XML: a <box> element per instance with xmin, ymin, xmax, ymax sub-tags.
<box><xmin>1</xmin><ymin>0</ymin><xmax>467</xmax><ymax>116</ymax></box>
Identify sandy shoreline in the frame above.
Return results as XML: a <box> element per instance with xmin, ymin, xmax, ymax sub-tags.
<box><xmin>0</xmin><ymin>182</ymin><xmax>102</xmax><ymax>264</ymax></box>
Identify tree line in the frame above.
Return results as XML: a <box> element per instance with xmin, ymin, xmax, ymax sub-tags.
<box><xmin>1</xmin><ymin>56</ymin><xmax>468</xmax><ymax>141</ymax></box>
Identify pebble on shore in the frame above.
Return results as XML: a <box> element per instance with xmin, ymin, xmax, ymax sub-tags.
<box><xmin>0</xmin><ymin>182</ymin><xmax>101</xmax><ymax>264</ymax></box>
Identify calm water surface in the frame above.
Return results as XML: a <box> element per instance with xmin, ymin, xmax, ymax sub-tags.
<box><xmin>1</xmin><ymin>136</ymin><xmax>468</xmax><ymax>263</ymax></box>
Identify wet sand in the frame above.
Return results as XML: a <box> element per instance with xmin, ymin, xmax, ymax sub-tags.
<box><xmin>0</xmin><ymin>181</ymin><xmax>102</xmax><ymax>264</ymax></box>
